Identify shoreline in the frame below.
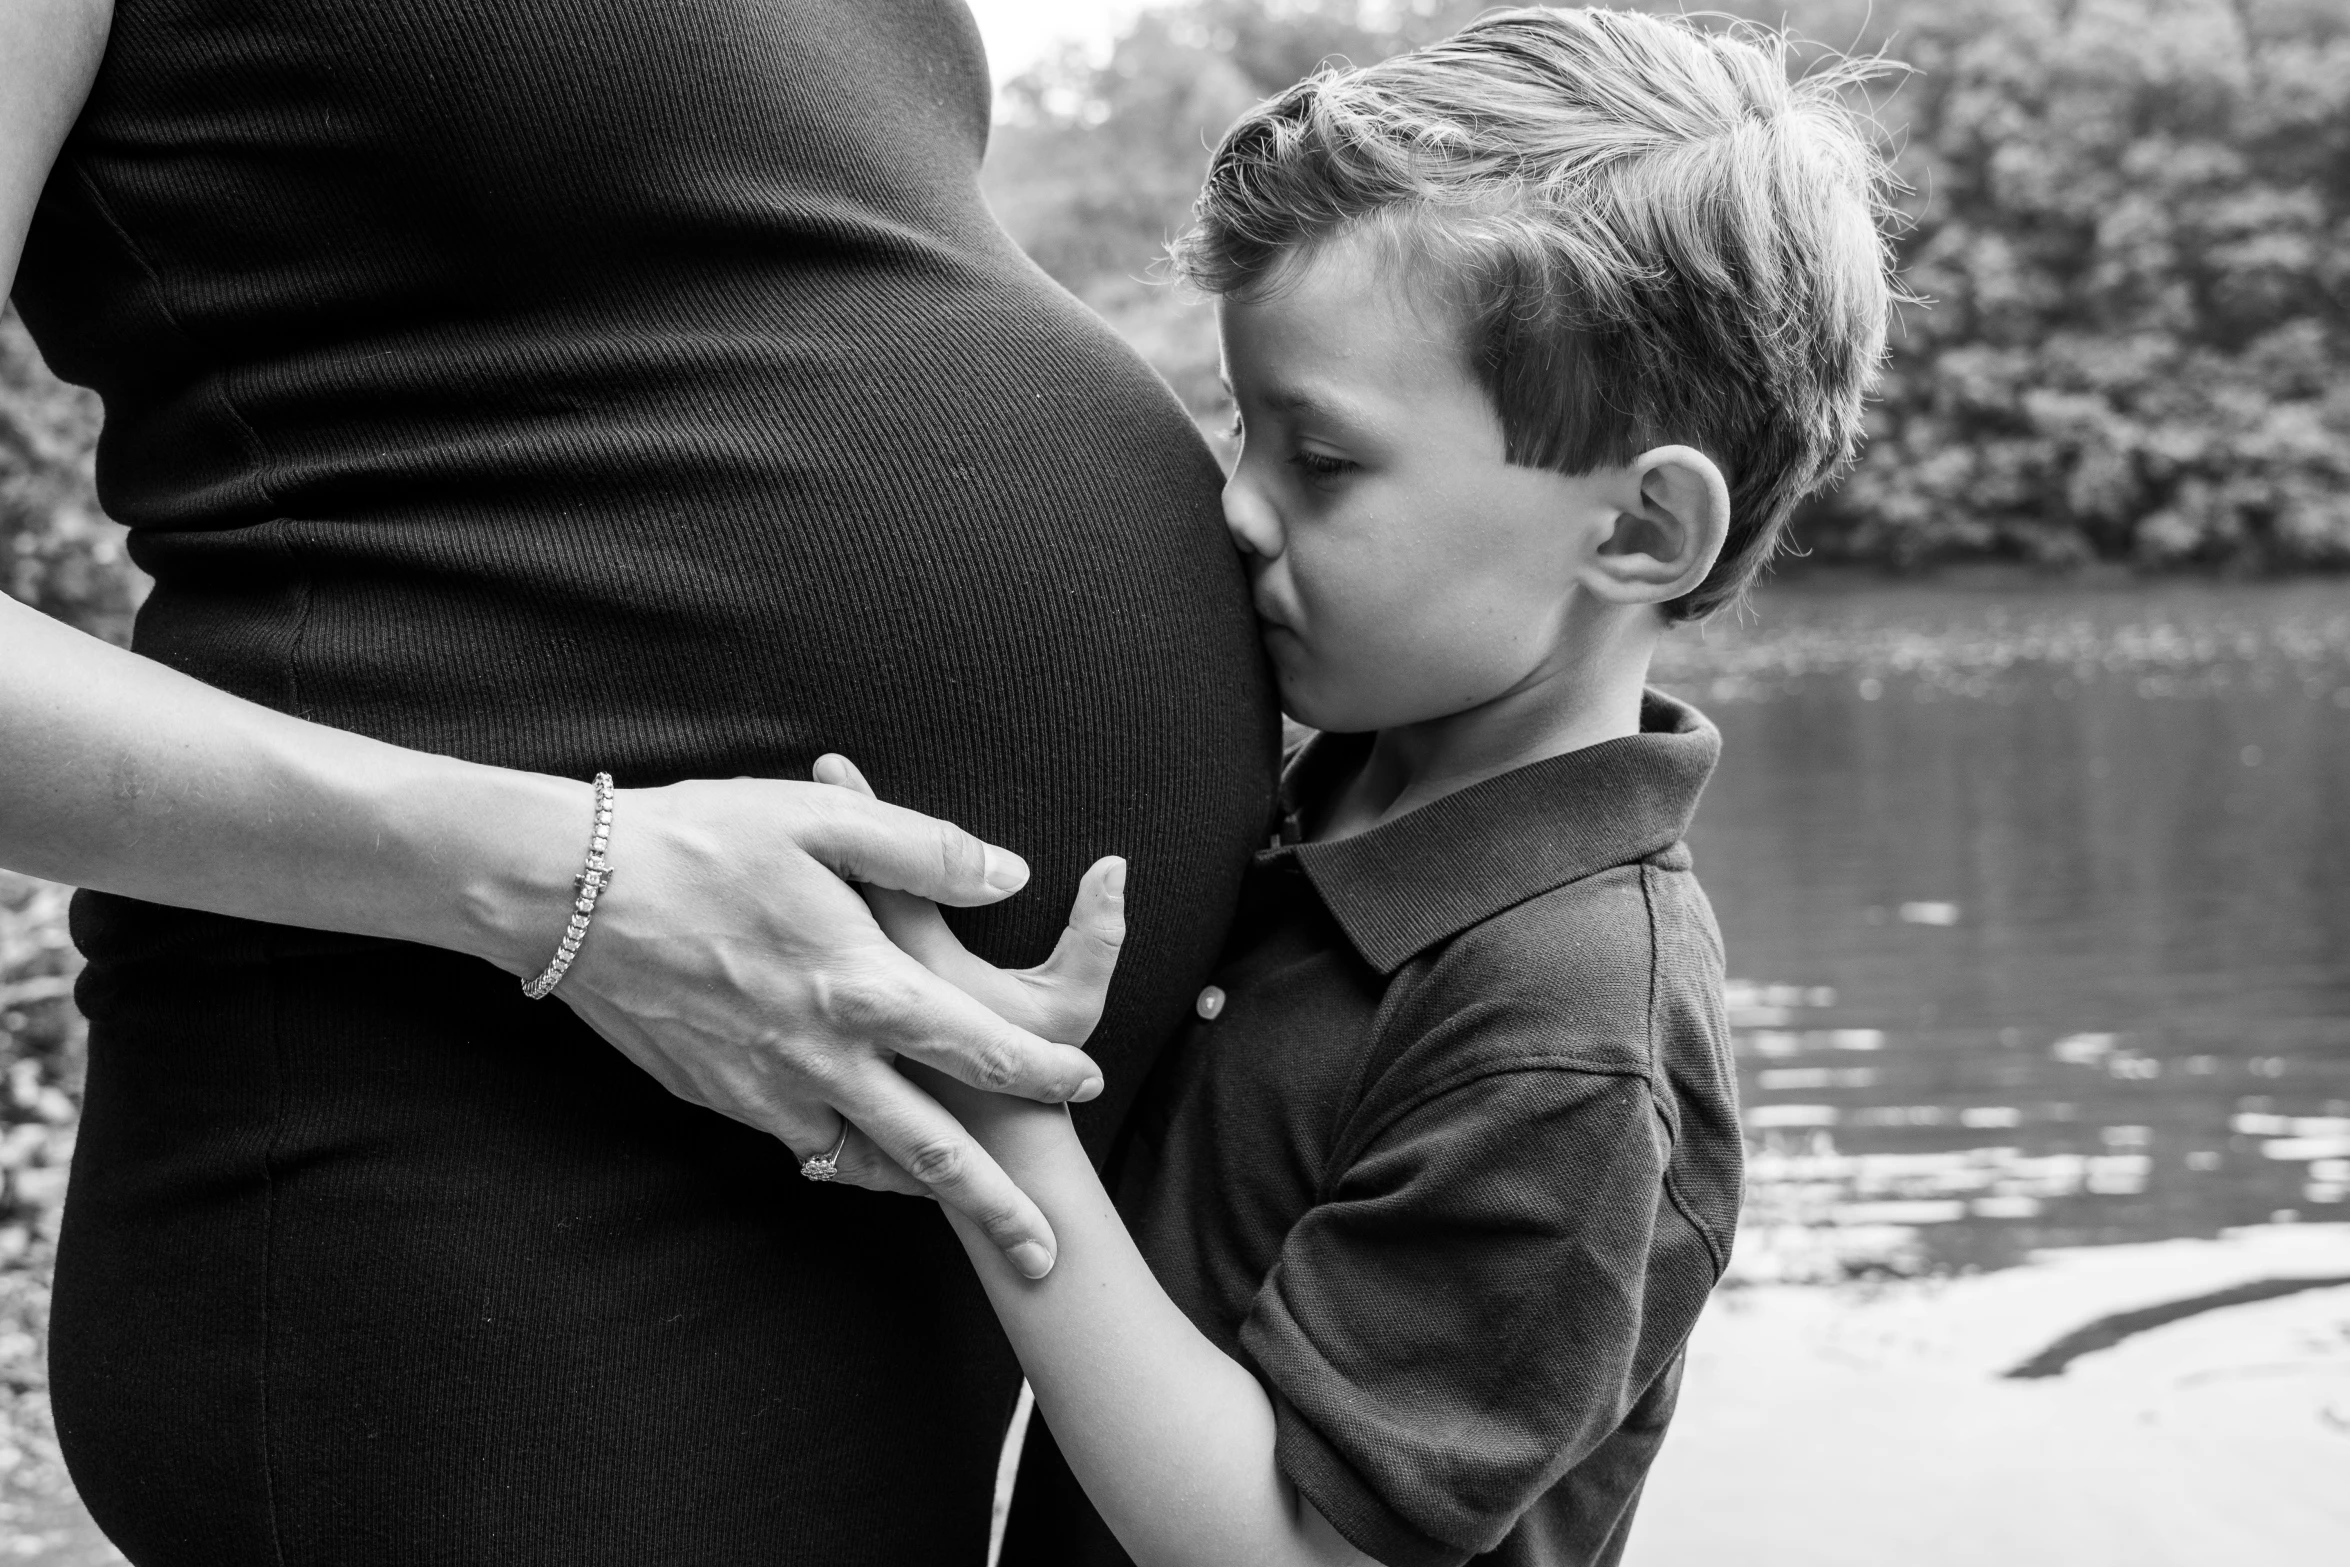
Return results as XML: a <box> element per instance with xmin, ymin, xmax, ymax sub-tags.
<box><xmin>1628</xmin><ymin>1223</ymin><xmax>2350</xmax><ymax>1567</ymax></box>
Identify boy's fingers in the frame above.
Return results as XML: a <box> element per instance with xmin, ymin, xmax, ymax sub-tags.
<box><xmin>1039</xmin><ymin>856</ymin><xmax>1127</xmax><ymax>989</ymax></box>
<box><xmin>1077</xmin><ymin>856</ymin><xmax>1127</xmax><ymax>945</ymax></box>
<box><xmin>1023</xmin><ymin>857</ymin><xmax>1125</xmax><ymax>1046</ymax></box>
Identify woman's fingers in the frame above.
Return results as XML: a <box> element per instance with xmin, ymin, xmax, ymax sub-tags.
<box><xmin>860</xmin><ymin>882</ymin><xmax>969</xmax><ymax>972</ymax></box>
<box><xmin>835</xmin><ymin>1063</ymin><xmax>1059</xmax><ymax>1277</ymax></box>
<box><xmin>820</xmin><ymin>753</ymin><xmax>1054</xmax><ymax>1017</ymax></box>
<box><xmin>812</xmin><ymin>752</ymin><xmax>874</xmax><ymax>796</ymax></box>
<box><xmin>786</xmin><ymin>1114</ymin><xmax>929</xmax><ymax>1199</ymax></box>
<box><xmin>800</xmin><ymin>757</ymin><xmax>1028</xmax><ymax>908</ymax></box>
<box><xmin>876</xmin><ymin>945</ymin><xmax>1105</xmax><ymax>1102</ymax></box>
<box><xmin>816</xmin><ymin>756</ymin><xmax>975</xmax><ymax>966</ymax></box>
<box><xmin>827</xmin><ymin>745</ymin><xmax>1127</xmax><ymax>1046</ymax></box>
<box><xmin>829</xmin><ymin>1127</ymin><xmax>934</xmax><ymax>1198</ymax></box>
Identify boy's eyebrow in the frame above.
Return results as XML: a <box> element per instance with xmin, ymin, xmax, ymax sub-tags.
<box><xmin>1254</xmin><ymin>382</ymin><xmax>1373</xmax><ymax>431</ymax></box>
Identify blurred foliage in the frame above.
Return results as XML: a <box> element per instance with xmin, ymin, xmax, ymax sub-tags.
<box><xmin>0</xmin><ymin>873</ymin><xmax>85</xmax><ymax>1505</ymax></box>
<box><xmin>982</xmin><ymin>0</ymin><xmax>2350</xmax><ymax>572</ymax></box>
<box><xmin>1835</xmin><ymin>0</ymin><xmax>2350</xmax><ymax>569</ymax></box>
<box><xmin>4</xmin><ymin>0</ymin><xmax>2344</xmax><ymax>634</ymax></box>
<box><xmin>985</xmin><ymin>1</ymin><xmax>1499</xmax><ymax>420</ymax></box>
<box><xmin>0</xmin><ymin>307</ymin><xmax>135</xmax><ymax>640</ymax></box>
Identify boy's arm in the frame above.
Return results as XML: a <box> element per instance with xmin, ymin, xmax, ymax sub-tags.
<box><xmin>909</xmin><ymin>955</ymin><xmax>1675</xmax><ymax>1567</ymax></box>
<box><xmin>809</xmin><ymin>755</ymin><xmax>1369</xmax><ymax>1567</ymax></box>
<box><xmin>929</xmin><ymin>1077</ymin><xmax>1376</xmax><ymax>1567</ymax></box>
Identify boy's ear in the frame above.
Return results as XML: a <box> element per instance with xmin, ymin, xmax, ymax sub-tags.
<box><xmin>1579</xmin><ymin>445</ymin><xmax>1731</xmax><ymax>606</ymax></box>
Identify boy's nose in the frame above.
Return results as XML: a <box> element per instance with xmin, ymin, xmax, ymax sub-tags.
<box><xmin>1221</xmin><ymin>474</ymin><xmax>1284</xmax><ymax>561</ymax></box>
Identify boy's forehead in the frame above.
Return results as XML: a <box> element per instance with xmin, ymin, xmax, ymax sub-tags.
<box><xmin>1217</xmin><ymin>237</ymin><xmax>1472</xmax><ymax>396</ymax></box>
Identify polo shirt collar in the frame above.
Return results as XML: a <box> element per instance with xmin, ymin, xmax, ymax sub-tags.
<box><xmin>1271</xmin><ymin>689</ymin><xmax>1720</xmax><ymax>975</ymax></box>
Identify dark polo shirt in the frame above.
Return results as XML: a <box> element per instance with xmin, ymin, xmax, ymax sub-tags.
<box><xmin>1002</xmin><ymin>691</ymin><xmax>1743</xmax><ymax>1567</ymax></box>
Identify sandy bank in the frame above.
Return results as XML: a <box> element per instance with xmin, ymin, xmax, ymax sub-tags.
<box><xmin>1628</xmin><ymin>1223</ymin><xmax>2350</xmax><ymax>1567</ymax></box>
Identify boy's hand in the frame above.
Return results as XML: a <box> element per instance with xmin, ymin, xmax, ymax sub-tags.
<box><xmin>810</xmin><ymin>752</ymin><xmax>1126</xmax><ymax>1147</ymax></box>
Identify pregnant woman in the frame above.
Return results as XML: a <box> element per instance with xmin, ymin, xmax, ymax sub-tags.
<box><xmin>0</xmin><ymin>1</ymin><xmax>1275</xmax><ymax>1562</ymax></box>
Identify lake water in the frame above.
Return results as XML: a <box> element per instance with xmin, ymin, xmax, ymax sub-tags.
<box><xmin>1650</xmin><ymin>574</ymin><xmax>2350</xmax><ymax>1279</ymax></box>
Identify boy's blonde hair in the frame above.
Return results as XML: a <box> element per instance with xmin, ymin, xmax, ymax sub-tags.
<box><xmin>1174</xmin><ymin>6</ymin><xmax>1902</xmax><ymax>620</ymax></box>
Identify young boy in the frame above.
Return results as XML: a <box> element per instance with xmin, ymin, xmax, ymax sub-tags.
<box><xmin>816</xmin><ymin>9</ymin><xmax>1895</xmax><ymax>1564</ymax></box>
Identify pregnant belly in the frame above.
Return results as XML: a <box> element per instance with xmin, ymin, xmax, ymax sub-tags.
<box><xmin>121</xmin><ymin>274</ymin><xmax>1279</xmax><ymax>1110</ymax></box>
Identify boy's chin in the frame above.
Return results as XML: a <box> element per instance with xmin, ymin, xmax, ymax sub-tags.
<box><xmin>1269</xmin><ymin>640</ymin><xmax>1433</xmax><ymax>734</ymax></box>
<box><xmin>1273</xmin><ymin>672</ymin><xmax>1375</xmax><ymax>736</ymax></box>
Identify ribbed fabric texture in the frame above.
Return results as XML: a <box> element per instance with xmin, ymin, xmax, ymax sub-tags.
<box><xmin>14</xmin><ymin>3</ymin><xmax>1277</xmax><ymax>1562</ymax></box>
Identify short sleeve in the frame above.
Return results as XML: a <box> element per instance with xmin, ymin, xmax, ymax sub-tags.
<box><xmin>1237</xmin><ymin>1067</ymin><xmax>1669</xmax><ymax>1567</ymax></box>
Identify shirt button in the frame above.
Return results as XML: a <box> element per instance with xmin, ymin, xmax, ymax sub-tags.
<box><xmin>1195</xmin><ymin>985</ymin><xmax>1226</xmax><ymax>1021</ymax></box>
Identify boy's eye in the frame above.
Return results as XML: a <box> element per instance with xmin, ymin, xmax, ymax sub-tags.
<box><xmin>1290</xmin><ymin>450</ymin><xmax>1356</xmax><ymax>482</ymax></box>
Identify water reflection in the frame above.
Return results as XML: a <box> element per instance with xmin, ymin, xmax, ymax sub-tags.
<box><xmin>1654</xmin><ymin>576</ymin><xmax>2350</xmax><ymax>1279</ymax></box>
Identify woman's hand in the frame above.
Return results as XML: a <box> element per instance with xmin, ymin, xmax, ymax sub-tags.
<box><xmin>804</xmin><ymin>752</ymin><xmax>1126</xmax><ymax>1163</ymax></box>
<box><xmin>0</xmin><ymin>596</ymin><xmax>1099</xmax><ymax>1276</ymax></box>
<box><xmin>551</xmin><ymin>774</ymin><xmax>1110</xmax><ymax>1277</ymax></box>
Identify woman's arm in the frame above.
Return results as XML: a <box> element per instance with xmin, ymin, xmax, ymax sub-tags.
<box><xmin>0</xmin><ymin>0</ymin><xmax>110</xmax><ymax>298</ymax></box>
<box><xmin>814</xmin><ymin>757</ymin><xmax>1375</xmax><ymax>1567</ymax></box>
<box><xmin>0</xmin><ymin>10</ymin><xmax>1091</xmax><ymax>1272</ymax></box>
<box><xmin>0</xmin><ymin>574</ymin><xmax>1103</xmax><ymax>1265</ymax></box>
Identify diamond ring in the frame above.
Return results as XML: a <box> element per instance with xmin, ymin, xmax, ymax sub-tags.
<box><xmin>799</xmin><ymin>1123</ymin><xmax>852</xmax><ymax>1183</ymax></box>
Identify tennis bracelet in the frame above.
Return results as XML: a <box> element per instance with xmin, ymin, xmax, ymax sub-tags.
<box><xmin>521</xmin><ymin>772</ymin><xmax>615</xmax><ymax>1000</ymax></box>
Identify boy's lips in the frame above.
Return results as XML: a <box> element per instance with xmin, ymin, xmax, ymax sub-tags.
<box><xmin>1257</xmin><ymin>619</ymin><xmax>1303</xmax><ymax>670</ymax></box>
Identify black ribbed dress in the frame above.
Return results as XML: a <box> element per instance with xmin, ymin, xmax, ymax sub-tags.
<box><xmin>9</xmin><ymin>3</ymin><xmax>1277</xmax><ymax>1563</ymax></box>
